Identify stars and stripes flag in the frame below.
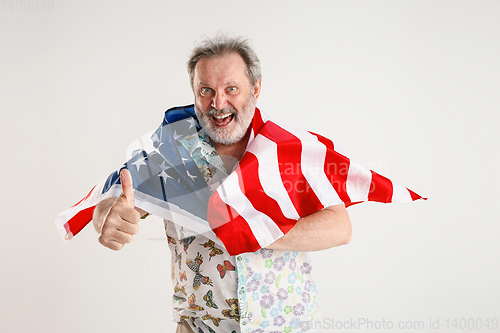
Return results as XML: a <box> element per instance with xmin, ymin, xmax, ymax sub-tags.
<box><xmin>55</xmin><ymin>105</ymin><xmax>425</xmax><ymax>255</ymax></box>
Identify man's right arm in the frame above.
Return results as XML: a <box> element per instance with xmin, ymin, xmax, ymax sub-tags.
<box><xmin>92</xmin><ymin>169</ymin><xmax>146</xmax><ymax>251</ymax></box>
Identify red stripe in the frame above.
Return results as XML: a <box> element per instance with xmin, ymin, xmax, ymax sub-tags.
<box><xmin>309</xmin><ymin>132</ymin><xmax>334</xmax><ymax>151</ymax></box>
<box><xmin>211</xmin><ymin>215</ymin><xmax>261</xmax><ymax>256</ymax></box>
<box><xmin>260</xmin><ymin>122</ymin><xmax>323</xmax><ymax>217</ymax></box>
<box><xmin>407</xmin><ymin>188</ymin><xmax>425</xmax><ymax>201</ymax></box>
<box><xmin>251</xmin><ymin>107</ymin><xmax>266</xmax><ymax>134</ymax></box>
<box><xmin>66</xmin><ymin>205</ymin><xmax>96</xmax><ymax>237</ymax></box>
<box><xmin>207</xmin><ymin>191</ymin><xmax>260</xmax><ymax>256</ymax></box>
<box><xmin>311</xmin><ymin>132</ymin><xmax>353</xmax><ymax>205</ymax></box>
<box><xmin>368</xmin><ymin>171</ymin><xmax>394</xmax><ymax>203</ymax></box>
<box><xmin>237</xmin><ymin>152</ymin><xmax>297</xmax><ymax>234</ymax></box>
<box><xmin>207</xmin><ymin>191</ymin><xmax>238</xmax><ymax>229</ymax></box>
<box><xmin>72</xmin><ymin>186</ymin><xmax>96</xmax><ymax>207</ymax></box>
<box><xmin>313</xmin><ymin>131</ymin><xmax>426</xmax><ymax>204</ymax></box>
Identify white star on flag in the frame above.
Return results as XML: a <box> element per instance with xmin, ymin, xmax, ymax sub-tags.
<box><xmin>154</xmin><ymin>141</ymin><xmax>164</xmax><ymax>152</ymax></box>
<box><xmin>158</xmin><ymin>170</ymin><xmax>173</xmax><ymax>183</ymax></box>
<box><xmin>186</xmin><ymin>170</ymin><xmax>197</xmax><ymax>182</ymax></box>
<box><xmin>186</xmin><ymin>117</ymin><xmax>197</xmax><ymax>129</ymax></box>
<box><xmin>131</xmin><ymin>149</ymin><xmax>142</xmax><ymax>157</ymax></box>
<box><xmin>132</xmin><ymin>157</ymin><xmax>147</xmax><ymax>172</ymax></box>
<box><xmin>173</xmin><ymin>131</ymin><xmax>183</xmax><ymax>140</ymax></box>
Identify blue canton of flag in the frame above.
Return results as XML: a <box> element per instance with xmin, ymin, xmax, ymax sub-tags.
<box><xmin>55</xmin><ymin>105</ymin><xmax>221</xmax><ymax>243</ymax></box>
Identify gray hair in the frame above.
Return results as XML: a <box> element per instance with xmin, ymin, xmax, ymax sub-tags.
<box><xmin>187</xmin><ymin>34</ymin><xmax>261</xmax><ymax>89</ymax></box>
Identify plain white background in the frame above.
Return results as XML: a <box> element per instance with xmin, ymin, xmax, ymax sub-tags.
<box><xmin>1</xmin><ymin>1</ymin><xmax>499</xmax><ymax>332</ymax></box>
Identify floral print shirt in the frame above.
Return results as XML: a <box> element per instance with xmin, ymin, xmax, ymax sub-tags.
<box><xmin>165</xmin><ymin>129</ymin><xmax>320</xmax><ymax>333</ymax></box>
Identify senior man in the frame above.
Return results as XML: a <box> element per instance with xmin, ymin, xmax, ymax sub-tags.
<box><xmin>92</xmin><ymin>35</ymin><xmax>351</xmax><ymax>333</ymax></box>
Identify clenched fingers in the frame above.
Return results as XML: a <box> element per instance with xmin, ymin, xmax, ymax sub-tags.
<box><xmin>99</xmin><ymin>202</ymin><xmax>141</xmax><ymax>250</ymax></box>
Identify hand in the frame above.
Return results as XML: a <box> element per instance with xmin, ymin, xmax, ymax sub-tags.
<box><xmin>98</xmin><ymin>169</ymin><xmax>141</xmax><ymax>250</ymax></box>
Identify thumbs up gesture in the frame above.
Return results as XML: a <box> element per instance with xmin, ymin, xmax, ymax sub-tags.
<box><xmin>96</xmin><ymin>169</ymin><xmax>142</xmax><ymax>250</ymax></box>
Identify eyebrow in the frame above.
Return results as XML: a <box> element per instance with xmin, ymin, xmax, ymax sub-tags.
<box><xmin>198</xmin><ymin>81</ymin><xmax>238</xmax><ymax>87</ymax></box>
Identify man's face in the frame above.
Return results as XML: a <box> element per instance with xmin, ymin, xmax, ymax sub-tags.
<box><xmin>193</xmin><ymin>52</ymin><xmax>261</xmax><ymax>146</ymax></box>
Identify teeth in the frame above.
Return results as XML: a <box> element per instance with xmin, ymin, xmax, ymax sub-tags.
<box><xmin>213</xmin><ymin>114</ymin><xmax>232</xmax><ymax>119</ymax></box>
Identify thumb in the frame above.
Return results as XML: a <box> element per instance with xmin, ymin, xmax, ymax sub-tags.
<box><xmin>120</xmin><ymin>168</ymin><xmax>135</xmax><ymax>207</ymax></box>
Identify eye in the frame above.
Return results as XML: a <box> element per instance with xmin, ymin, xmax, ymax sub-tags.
<box><xmin>200</xmin><ymin>87</ymin><xmax>213</xmax><ymax>96</ymax></box>
<box><xmin>226</xmin><ymin>86</ymin><xmax>237</xmax><ymax>94</ymax></box>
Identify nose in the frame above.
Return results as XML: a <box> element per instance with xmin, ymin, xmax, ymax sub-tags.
<box><xmin>211</xmin><ymin>92</ymin><xmax>228</xmax><ymax>110</ymax></box>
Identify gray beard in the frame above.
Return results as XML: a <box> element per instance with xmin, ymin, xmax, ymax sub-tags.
<box><xmin>195</xmin><ymin>95</ymin><xmax>256</xmax><ymax>146</ymax></box>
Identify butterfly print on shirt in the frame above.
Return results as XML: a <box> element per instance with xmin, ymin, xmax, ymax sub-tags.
<box><xmin>217</xmin><ymin>260</ymin><xmax>235</xmax><ymax>279</ymax></box>
<box><xmin>199</xmin><ymin>239</ymin><xmax>224</xmax><ymax>261</ymax></box>
<box><xmin>186</xmin><ymin>252</ymin><xmax>213</xmax><ymax>290</ymax></box>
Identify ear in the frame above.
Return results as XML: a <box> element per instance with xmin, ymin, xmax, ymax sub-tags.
<box><xmin>252</xmin><ymin>79</ymin><xmax>262</xmax><ymax>101</ymax></box>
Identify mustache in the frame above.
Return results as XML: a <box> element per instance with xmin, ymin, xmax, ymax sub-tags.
<box><xmin>206</xmin><ymin>106</ymin><xmax>238</xmax><ymax>117</ymax></box>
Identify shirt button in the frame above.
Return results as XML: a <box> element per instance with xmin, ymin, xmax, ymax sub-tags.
<box><xmin>237</xmin><ymin>256</ymin><xmax>242</xmax><ymax>261</ymax></box>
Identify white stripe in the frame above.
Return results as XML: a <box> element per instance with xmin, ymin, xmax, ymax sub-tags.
<box><xmin>281</xmin><ymin>124</ymin><xmax>343</xmax><ymax>206</ymax></box>
<box><xmin>216</xmin><ymin>171</ymin><xmax>284</xmax><ymax>248</ymax></box>
<box><xmin>54</xmin><ymin>180</ymin><xmax>107</xmax><ymax>227</ymax></box>
<box><xmin>346</xmin><ymin>161</ymin><xmax>372</xmax><ymax>202</ymax></box>
<box><xmin>57</xmin><ymin>182</ymin><xmax>121</xmax><ymax>220</ymax></box>
<box><xmin>134</xmin><ymin>191</ymin><xmax>225</xmax><ymax>247</ymax></box>
<box><xmin>391</xmin><ymin>182</ymin><xmax>413</xmax><ymax>203</ymax></box>
<box><xmin>246</xmin><ymin>109</ymin><xmax>269</xmax><ymax>149</ymax></box>
<box><xmin>54</xmin><ymin>181</ymin><xmax>121</xmax><ymax>241</ymax></box>
<box><xmin>246</xmin><ymin>135</ymin><xmax>300</xmax><ymax>220</ymax></box>
<box><xmin>259</xmin><ymin>110</ymin><xmax>270</xmax><ymax>123</ymax></box>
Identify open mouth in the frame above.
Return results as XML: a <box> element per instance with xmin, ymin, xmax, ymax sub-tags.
<box><xmin>211</xmin><ymin>113</ymin><xmax>235</xmax><ymax>127</ymax></box>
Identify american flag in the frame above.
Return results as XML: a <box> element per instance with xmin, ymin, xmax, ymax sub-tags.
<box><xmin>55</xmin><ymin>105</ymin><xmax>425</xmax><ymax>254</ymax></box>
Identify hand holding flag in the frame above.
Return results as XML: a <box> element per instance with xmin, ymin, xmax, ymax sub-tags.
<box><xmin>98</xmin><ymin>169</ymin><xmax>141</xmax><ymax>251</ymax></box>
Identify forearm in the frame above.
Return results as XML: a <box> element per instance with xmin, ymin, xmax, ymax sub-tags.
<box><xmin>265</xmin><ymin>204</ymin><xmax>351</xmax><ymax>251</ymax></box>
